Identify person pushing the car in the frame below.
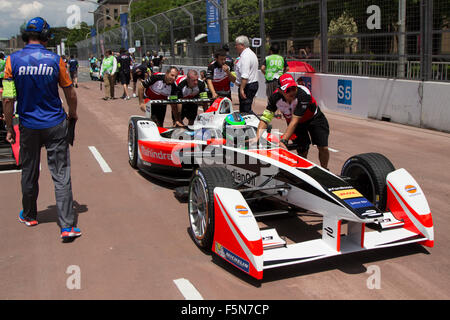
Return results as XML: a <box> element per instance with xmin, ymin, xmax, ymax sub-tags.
<box><xmin>256</xmin><ymin>74</ymin><xmax>330</xmax><ymax>169</ymax></box>
<box><xmin>2</xmin><ymin>17</ymin><xmax>81</xmax><ymax>240</ymax></box>
<box><xmin>138</xmin><ymin>66</ymin><xmax>180</xmax><ymax>127</ymax></box>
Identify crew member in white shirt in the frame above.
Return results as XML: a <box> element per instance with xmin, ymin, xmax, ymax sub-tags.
<box><xmin>234</xmin><ymin>35</ymin><xmax>259</xmax><ymax>114</ymax></box>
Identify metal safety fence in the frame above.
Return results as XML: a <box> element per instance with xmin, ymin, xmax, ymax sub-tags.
<box><xmin>75</xmin><ymin>0</ymin><xmax>450</xmax><ymax>81</ymax></box>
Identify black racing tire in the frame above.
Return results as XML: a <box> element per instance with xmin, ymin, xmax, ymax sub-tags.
<box><xmin>188</xmin><ymin>166</ymin><xmax>234</xmax><ymax>251</ymax></box>
<box><xmin>128</xmin><ymin>116</ymin><xmax>145</xmax><ymax>168</ymax></box>
<box><xmin>341</xmin><ymin>153</ymin><xmax>395</xmax><ymax>211</ymax></box>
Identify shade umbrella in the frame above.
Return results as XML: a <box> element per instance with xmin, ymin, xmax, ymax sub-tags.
<box><xmin>287</xmin><ymin>60</ymin><xmax>316</xmax><ymax>73</ymax></box>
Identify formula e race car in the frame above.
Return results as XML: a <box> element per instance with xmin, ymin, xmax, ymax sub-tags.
<box><xmin>128</xmin><ymin>97</ymin><xmax>434</xmax><ymax>280</ymax></box>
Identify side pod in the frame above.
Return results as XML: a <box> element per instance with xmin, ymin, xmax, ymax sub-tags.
<box><xmin>386</xmin><ymin>168</ymin><xmax>434</xmax><ymax>247</ymax></box>
<box><xmin>212</xmin><ymin>187</ymin><xmax>264</xmax><ymax>280</ymax></box>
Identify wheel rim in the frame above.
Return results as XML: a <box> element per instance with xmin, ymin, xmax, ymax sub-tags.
<box><xmin>128</xmin><ymin>122</ymin><xmax>135</xmax><ymax>161</ymax></box>
<box><xmin>189</xmin><ymin>176</ymin><xmax>209</xmax><ymax>241</ymax></box>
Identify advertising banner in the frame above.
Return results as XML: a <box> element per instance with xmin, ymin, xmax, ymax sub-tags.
<box><xmin>206</xmin><ymin>0</ymin><xmax>221</xmax><ymax>43</ymax></box>
<box><xmin>120</xmin><ymin>13</ymin><xmax>129</xmax><ymax>49</ymax></box>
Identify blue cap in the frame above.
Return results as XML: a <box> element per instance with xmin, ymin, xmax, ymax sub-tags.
<box><xmin>25</xmin><ymin>17</ymin><xmax>50</xmax><ymax>33</ymax></box>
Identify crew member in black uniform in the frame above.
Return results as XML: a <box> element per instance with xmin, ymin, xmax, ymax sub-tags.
<box><xmin>175</xmin><ymin>69</ymin><xmax>208</xmax><ymax>126</ymax></box>
<box><xmin>256</xmin><ymin>74</ymin><xmax>330</xmax><ymax>169</ymax></box>
<box><xmin>131</xmin><ymin>63</ymin><xmax>150</xmax><ymax>98</ymax></box>
<box><xmin>138</xmin><ymin>66</ymin><xmax>180</xmax><ymax>127</ymax></box>
<box><xmin>206</xmin><ymin>49</ymin><xmax>235</xmax><ymax>99</ymax></box>
<box><xmin>117</xmin><ymin>48</ymin><xmax>132</xmax><ymax>100</ymax></box>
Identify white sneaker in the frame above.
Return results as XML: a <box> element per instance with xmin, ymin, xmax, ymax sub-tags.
<box><xmin>132</xmin><ymin>93</ymin><xmax>136</xmax><ymax>98</ymax></box>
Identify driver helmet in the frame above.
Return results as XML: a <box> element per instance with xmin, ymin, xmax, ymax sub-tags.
<box><xmin>223</xmin><ymin>113</ymin><xmax>246</xmax><ymax>143</ymax></box>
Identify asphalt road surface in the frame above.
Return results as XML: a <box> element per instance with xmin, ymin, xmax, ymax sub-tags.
<box><xmin>1</xmin><ymin>75</ymin><xmax>449</xmax><ymax>300</ymax></box>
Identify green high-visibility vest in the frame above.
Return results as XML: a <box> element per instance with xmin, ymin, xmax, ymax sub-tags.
<box><xmin>102</xmin><ymin>56</ymin><xmax>114</xmax><ymax>74</ymax></box>
<box><xmin>0</xmin><ymin>59</ymin><xmax>6</xmax><ymax>78</ymax></box>
<box><xmin>264</xmin><ymin>54</ymin><xmax>285</xmax><ymax>82</ymax></box>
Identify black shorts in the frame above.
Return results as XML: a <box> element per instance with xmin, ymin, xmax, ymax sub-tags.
<box><xmin>293</xmin><ymin>111</ymin><xmax>329</xmax><ymax>153</ymax></box>
<box><xmin>119</xmin><ymin>71</ymin><xmax>131</xmax><ymax>85</ymax></box>
<box><xmin>181</xmin><ymin>103</ymin><xmax>198</xmax><ymax>122</ymax></box>
<box><xmin>151</xmin><ymin>104</ymin><xmax>167</xmax><ymax>127</ymax></box>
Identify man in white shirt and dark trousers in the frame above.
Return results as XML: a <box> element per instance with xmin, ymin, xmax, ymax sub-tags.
<box><xmin>234</xmin><ymin>36</ymin><xmax>259</xmax><ymax>114</ymax></box>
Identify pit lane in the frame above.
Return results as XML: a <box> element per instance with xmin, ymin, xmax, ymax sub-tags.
<box><xmin>0</xmin><ymin>76</ymin><xmax>449</xmax><ymax>300</ymax></box>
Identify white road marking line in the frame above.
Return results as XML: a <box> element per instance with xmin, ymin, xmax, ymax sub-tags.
<box><xmin>173</xmin><ymin>278</ymin><xmax>204</xmax><ymax>300</ymax></box>
<box><xmin>0</xmin><ymin>169</ymin><xmax>21</xmax><ymax>174</ymax></box>
<box><xmin>328</xmin><ymin>147</ymin><xmax>339</xmax><ymax>153</ymax></box>
<box><xmin>88</xmin><ymin>146</ymin><xmax>112</xmax><ymax>173</ymax></box>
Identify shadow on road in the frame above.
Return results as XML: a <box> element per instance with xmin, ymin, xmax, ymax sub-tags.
<box><xmin>36</xmin><ymin>200</ymin><xmax>88</xmax><ymax>227</ymax></box>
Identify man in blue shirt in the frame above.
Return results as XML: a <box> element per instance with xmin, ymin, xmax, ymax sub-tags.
<box><xmin>2</xmin><ymin>17</ymin><xmax>81</xmax><ymax>241</ymax></box>
<box><xmin>68</xmin><ymin>55</ymin><xmax>79</xmax><ymax>88</ymax></box>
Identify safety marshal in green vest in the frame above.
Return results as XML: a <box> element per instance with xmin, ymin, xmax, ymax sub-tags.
<box><xmin>261</xmin><ymin>43</ymin><xmax>289</xmax><ymax>99</ymax></box>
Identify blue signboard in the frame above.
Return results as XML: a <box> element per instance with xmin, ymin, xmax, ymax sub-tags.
<box><xmin>337</xmin><ymin>79</ymin><xmax>352</xmax><ymax>105</ymax></box>
<box><xmin>206</xmin><ymin>0</ymin><xmax>221</xmax><ymax>43</ymax></box>
<box><xmin>120</xmin><ymin>13</ymin><xmax>129</xmax><ymax>49</ymax></box>
<box><xmin>90</xmin><ymin>28</ymin><xmax>97</xmax><ymax>54</ymax></box>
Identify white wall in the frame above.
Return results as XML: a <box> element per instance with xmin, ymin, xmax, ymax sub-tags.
<box><xmin>421</xmin><ymin>82</ymin><xmax>450</xmax><ymax>132</ymax></box>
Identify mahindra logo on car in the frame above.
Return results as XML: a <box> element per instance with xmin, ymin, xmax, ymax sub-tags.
<box><xmin>140</xmin><ymin>146</ymin><xmax>172</xmax><ymax>161</ymax></box>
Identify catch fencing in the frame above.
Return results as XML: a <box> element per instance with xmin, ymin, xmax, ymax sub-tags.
<box><xmin>76</xmin><ymin>0</ymin><xmax>450</xmax><ymax>81</ymax></box>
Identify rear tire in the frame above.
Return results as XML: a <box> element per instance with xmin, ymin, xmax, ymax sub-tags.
<box><xmin>128</xmin><ymin>116</ymin><xmax>145</xmax><ymax>168</ymax></box>
<box><xmin>341</xmin><ymin>153</ymin><xmax>395</xmax><ymax>211</ymax></box>
<box><xmin>188</xmin><ymin>166</ymin><xmax>234</xmax><ymax>251</ymax></box>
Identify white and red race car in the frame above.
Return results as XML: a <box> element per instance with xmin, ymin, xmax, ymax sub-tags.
<box><xmin>128</xmin><ymin>97</ymin><xmax>434</xmax><ymax>280</ymax></box>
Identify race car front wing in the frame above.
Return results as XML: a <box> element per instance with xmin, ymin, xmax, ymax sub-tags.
<box><xmin>210</xmin><ymin>167</ymin><xmax>434</xmax><ymax>280</ymax></box>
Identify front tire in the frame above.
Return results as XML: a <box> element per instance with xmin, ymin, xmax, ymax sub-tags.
<box><xmin>341</xmin><ymin>153</ymin><xmax>395</xmax><ymax>211</ymax></box>
<box><xmin>188</xmin><ymin>167</ymin><xmax>234</xmax><ymax>250</ymax></box>
<box><xmin>128</xmin><ymin>117</ymin><xmax>145</xmax><ymax>168</ymax></box>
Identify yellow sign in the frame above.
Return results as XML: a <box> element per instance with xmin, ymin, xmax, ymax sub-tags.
<box><xmin>333</xmin><ymin>189</ymin><xmax>363</xmax><ymax>199</ymax></box>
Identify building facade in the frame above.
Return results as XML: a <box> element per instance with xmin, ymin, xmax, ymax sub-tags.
<box><xmin>94</xmin><ymin>0</ymin><xmax>129</xmax><ymax>32</ymax></box>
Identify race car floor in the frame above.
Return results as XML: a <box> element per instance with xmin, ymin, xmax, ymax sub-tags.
<box><xmin>1</xmin><ymin>78</ymin><xmax>449</xmax><ymax>300</ymax></box>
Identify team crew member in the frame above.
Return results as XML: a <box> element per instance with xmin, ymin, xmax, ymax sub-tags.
<box><xmin>2</xmin><ymin>17</ymin><xmax>81</xmax><ymax>240</ymax></box>
<box><xmin>142</xmin><ymin>51</ymin><xmax>153</xmax><ymax>70</ymax></box>
<box><xmin>117</xmin><ymin>48</ymin><xmax>132</xmax><ymax>100</ymax></box>
<box><xmin>131</xmin><ymin>63</ymin><xmax>150</xmax><ymax>98</ymax></box>
<box><xmin>256</xmin><ymin>74</ymin><xmax>330</xmax><ymax>169</ymax></box>
<box><xmin>152</xmin><ymin>55</ymin><xmax>166</xmax><ymax>73</ymax></box>
<box><xmin>206</xmin><ymin>49</ymin><xmax>235</xmax><ymax>99</ymax></box>
<box><xmin>138</xmin><ymin>66</ymin><xmax>179</xmax><ymax>127</ymax></box>
<box><xmin>100</xmin><ymin>50</ymin><xmax>117</xmax><ymax>100</ymax></box>
<box><xmin>89</xmin><ymin>54</ymin><xmax>99</xmax><ymax>80</ymax></box>
<box><xmin>261</xmin><ymin>43</ymin><xmax>289</xmax><ymax>98</ymax></box>
<box><xmin>68</xmin><ymin>55</ymin><xmax>79</xmax><ymax>88</ymax></box>
<box><xmin>175</xmin><ymin>70</ymin><xmax>208</xmax><ymax>126</ymax></box>
<box><xmin>234</xmin><ymin>35</ymin><xmax>259</xmax><ymax>114</ymax></box>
